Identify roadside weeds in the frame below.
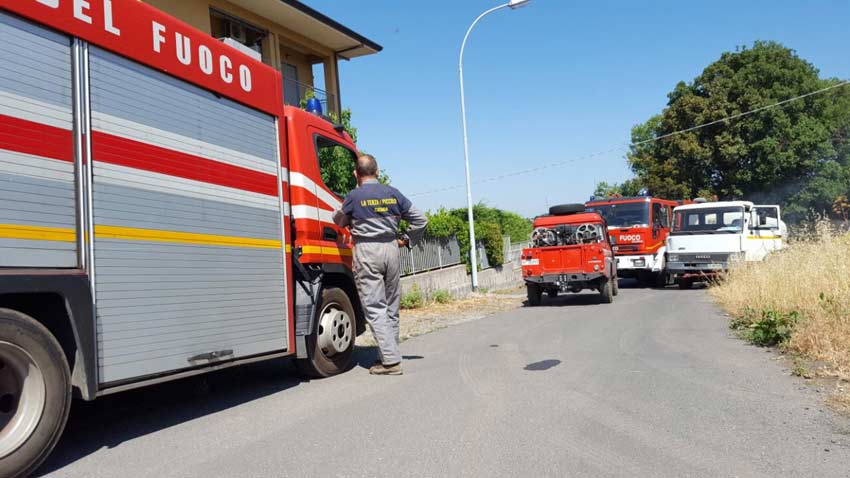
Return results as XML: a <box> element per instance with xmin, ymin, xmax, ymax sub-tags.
<box><xmin>710</xmin><ymin>223</ymin><xmax>850</xmax><ymax>414</ymax></box>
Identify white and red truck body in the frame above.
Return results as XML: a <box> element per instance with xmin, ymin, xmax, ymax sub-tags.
<box><xmin>0</xmin><ymin>2</ymin><xmax>364</xmax><ymax>474</ymax></box>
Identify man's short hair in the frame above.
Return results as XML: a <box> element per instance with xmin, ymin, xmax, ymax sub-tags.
<box><xmin>356</xmin><ymin>154</ymin><xmax>379</xmax><ymax>177</ymax></box>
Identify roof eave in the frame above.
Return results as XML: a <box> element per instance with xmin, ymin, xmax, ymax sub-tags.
<box><xmin>278</xmin><ymin>0</ymin><xmax>383</xmax><ymax>55</ymax></box>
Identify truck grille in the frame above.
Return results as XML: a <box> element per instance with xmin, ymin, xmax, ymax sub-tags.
<box><xmin>675</xmin><ymin>253</ymin><xmax>730</xmax><ymax>263</ymax></box>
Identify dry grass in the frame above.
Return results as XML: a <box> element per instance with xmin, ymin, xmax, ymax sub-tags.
<box><xmin>356</xmin><ymin>292</ymin><xmax>523</xmax><ymax>347</ymax></box>
<box><xmin>710</xmin><ymin>221</ymin><xmax>850</xmax><ymax>408</ymax></box>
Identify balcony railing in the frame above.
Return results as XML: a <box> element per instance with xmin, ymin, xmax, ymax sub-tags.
<box><xmin>283</xmin><ymin>77</ymin><xmax>338</xmax><ymax>116</ymax></box>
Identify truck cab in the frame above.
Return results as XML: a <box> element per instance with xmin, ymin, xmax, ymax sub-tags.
<box><xmin>666</xmin><ymin>200</ymin><xmax>785</xmax><ymax>288</ymax></box>
<box><xmin>521</xmin><ymin>204</ymin><xmax>617</xmax><ymax>306</ymax></box>
<box><xmin>586</xmin><ymin>195</ymin><xmax>680</xmax><ymax>286</ymax></box>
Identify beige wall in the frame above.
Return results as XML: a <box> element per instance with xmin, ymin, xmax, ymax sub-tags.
<box><xmin>142</xmin><ymin>0</ymin><xmax>338</xmax><ymax>107</ymax></box>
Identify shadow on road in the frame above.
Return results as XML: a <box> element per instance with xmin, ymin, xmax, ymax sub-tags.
<box><xmin>36</xmin><ymin>354</ymin><xmax>339</xmax><ymax>476</ymax></box>
<box><xmin>524</xmin><ymin>292</ymin><xmax>610</xmax><ymax>308</ymax></box>
<box><xmin>524</xmin><ymin>359</ymin><xmax>561</xmax><ymax>371</ymax></box>
<box><xmin>352</xmin><ymin>346</ymin><xmax>425</xmax><ymax>370</ymax></box>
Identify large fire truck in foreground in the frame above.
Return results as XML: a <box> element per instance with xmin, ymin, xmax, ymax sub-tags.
<box><xmin>0</xmin><ymin>2</ymin><xmax>364</xmax><ymax>476</ymax></box>
<box><xmin>585</xmin><ymin>195</ymin><xmax>682</xmax><ymax>286</ymax></box>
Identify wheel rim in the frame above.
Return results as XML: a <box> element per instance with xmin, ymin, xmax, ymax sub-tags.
<box><xmin>0</xmin><ymin>341</ymin><xmax>46</xmax><ymax>459</ymax></box>
<box><xmin>317</xmin><ymin>303</ymin><xmax>353</xmax><ymax>357</ymax></box>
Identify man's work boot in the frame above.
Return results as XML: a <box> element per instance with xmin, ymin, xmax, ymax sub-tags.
<box><xmin>369</xmin><ymin>362</ymin><xmax>403</xmax><ymax>375</ymax></box>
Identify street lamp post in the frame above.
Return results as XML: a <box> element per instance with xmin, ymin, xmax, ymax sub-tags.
<box><xmin>459</xmin><ymin>0</ymin><xmax>531</xmax><ymax>289</ymax></box>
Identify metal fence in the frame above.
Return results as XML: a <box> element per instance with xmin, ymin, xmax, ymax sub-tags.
<box><xmin>399</xmin><ymin>235</ymin><xmax>529</xmax><ymax>277</ymax></box>
<box><xmin>505</xmin><ymin>238</ymin><xmax>530</xmax><ymax>265</ymax></box>
<box><xmin>400</xmin><ymin>236</ymin><xmax>462</xmax><ymax>276</ymax></box>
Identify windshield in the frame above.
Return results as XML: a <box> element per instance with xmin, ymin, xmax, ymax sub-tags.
<box><xmin>588</xmin><ymin>202</ymin><xmax>649</xmax><ymax>228</ymax></box>
<box><xmin>673</xmin><ymin>207</ymin><xmax>745</xmax><ymax>234</ymax></box>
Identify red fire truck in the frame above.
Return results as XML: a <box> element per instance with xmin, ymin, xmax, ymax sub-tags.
<box><xmin>585</xmin><ymin>195</ymin><xmax>681</xmax><ymax>286</ymax></box>
<box><xmin>0</xmin><ymin>2</ymin><xmax>365</xmax><ymax>476</ymax></box>
<box><xmin>522</xmin><ymin>204</ymin><xmax>617</xmax><ymax>306</ymax></box>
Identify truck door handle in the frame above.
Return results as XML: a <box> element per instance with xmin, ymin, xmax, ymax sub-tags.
<box><xmin>323</xmin><ymin>227</ymin><xmax>338</xmax><ymax>242</ymax></box>
<box><xmin>187</xmin><ymin>349</ymin><xmax>234</xmax><ymax>363</ymax></box>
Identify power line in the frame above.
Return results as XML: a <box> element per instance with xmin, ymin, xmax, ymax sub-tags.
<box><xmin>409</xmin><ymin>80</ymin><xmax>850</xmax><ymax>198</ymax></box>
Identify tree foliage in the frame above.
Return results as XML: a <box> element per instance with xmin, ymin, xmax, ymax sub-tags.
<box><xmin>302</xmin><ymin>91</ymin><xmax>389</xmax><ymax>197</ymax></box>
<box><xmin>592</xmin><ymin>179</ymin><xmax>643</xmax><ymax>198</ymax></box>
<box><xmin>424</xmin><ymin>203</ymin><xmax>532</xmax><ymax>269</ymax></box>
<box><xmin>624</xmin><ymin>41</ymin><xmax>850</xmax><ymax>221</ymax></box>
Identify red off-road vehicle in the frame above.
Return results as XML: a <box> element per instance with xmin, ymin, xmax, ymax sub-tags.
<box><xmin>521</xmin><ymin>204</ymin><xmax>618</xmax><ymax>306</ymax></box>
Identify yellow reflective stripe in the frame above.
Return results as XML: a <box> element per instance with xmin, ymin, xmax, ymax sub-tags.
<box><xmin>0</xmin><ymin>223</ymin><xmax>316</xmax><ymax>253</ymax></box>
<box><xmin>0</xmin><ymin>224</ymin><xmax>76</xmax><ymax>242</ymax></box>
<box><xmin>94</xmin><ymin>225</ymin><xmax>282</xmax><ymax>249</ymax></box>
<box><xmin>301</xmin><ymin>245</ymin><xmax>353</xmax><ymax>257</ymax></box>
<box><xmin>746</xmin><ymin>236</ymin><xmax>782</xmax><ymax>240</ymax></box>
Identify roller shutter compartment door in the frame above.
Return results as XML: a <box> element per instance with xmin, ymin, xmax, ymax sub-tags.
<box><xmin>0</xmin><ymin>12</ymin><xmax>76</xmax><ymax>267</ymax></box>
<box><xmin>89</xmin><ymin>47</ymin><xmax>288</xmax><ymax>383</ymax></box>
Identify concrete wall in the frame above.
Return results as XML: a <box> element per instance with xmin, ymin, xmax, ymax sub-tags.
<box><xmin>400</xmin><ymin>264</ymin><xmax>523</xmax><ymax>301</ymax></box>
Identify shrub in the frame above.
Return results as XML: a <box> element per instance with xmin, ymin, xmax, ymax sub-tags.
<box><xmin>400</xmin><ymin>285</ymin><xmax>424</xmax><ymax>309</ymax></box>
<box><xmin>431</xmin><ymin>289</ymin><xmax>452</xmax><ymax>304</ymax></box>
<box><xmin>744</xmin><ymin>309</ymin><xmax>800</xmax><ymax>347</ymax></box>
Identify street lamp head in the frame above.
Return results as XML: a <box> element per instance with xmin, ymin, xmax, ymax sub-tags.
<box><xmin>508</xmin><ymin>0</ymin><xmax>532</xmax><ymax>9</ymax></box>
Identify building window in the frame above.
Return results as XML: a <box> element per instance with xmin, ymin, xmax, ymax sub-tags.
<box><xmin>282</xmin><ymin>63</ymin><xmax>301</xmax><ymax>107</ymax></box>
<box><xmin>210</xmin><ymin>9</ymin><xmax>265</xmax><ymax>59</ymax></box>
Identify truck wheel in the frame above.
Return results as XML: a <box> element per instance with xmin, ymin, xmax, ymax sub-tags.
<box><xmin>295</xmin><ymin>287</ymin><xmax>356</xmax><ymax>378</ymax></box>
<box><xmin>678</xmin><ymin>279</ymin><xmax>694</xmax><ymax>290</ymax></box>
<box><xmin>599</xmin><ymin>280</ymin><xmax>614</xmax><ymax>304</ymax></box>
<box><xmin>0</xmin><ymin>308</ymin><xmax>71</xmax><ymax>478</ymax></box>
<box><xmin>526</xmin><ymin>284</ymin><xmax>543</xmax><ymax>306</ymax></box>
<box><xmin>653</xmin><ymin>272</ymin><xmax>668</xmax><ymax>288</ymax></box>
<box><xmin>612</xmin><ymin>275</ymin><xmax>619</xmax><ymax>296</ymax></box>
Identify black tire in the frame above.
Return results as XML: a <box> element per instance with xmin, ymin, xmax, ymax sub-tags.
<box><xmin>295</xmin><ymin>287</ymin><xmax>356</xmax><ymax>378</ymax></box>
<box><xmin>612</xmin><ymin>274</ymin><xmax>619</xmax><ymax>296</ymax></box>
<box><xmin>0</xmin><ymin>308</ymin><xmax>71</xmax><ymax>478</ymax></box>
<box><xmin>678</xmin><ymin>279</ymin><xmax>694</xmax><ymax>290</ymax></box>
<box><xmin>547</xmin><ymin>290</ymin><xmax>558</xmax><ymax>299</ymax></box>
<box><xmin>653</xmin><ymin>272</ymin><xmax>668</xmax><ymax>288</ymax></box>
<box><xmin>599</xmin><ymin>279</ymin><xmax>614</xmax><ymax>304</ymax></box>
<box><xmin>549</xmin><ymin>203</ymin><xmax>586</xmax><ymax>216</ymax></box>
<box><xmin>526</xmin><ymin>284</ymin><xmax>543</xmax><ymax>306</ymax></box>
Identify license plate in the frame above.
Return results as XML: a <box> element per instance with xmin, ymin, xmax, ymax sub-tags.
<box><xmin>708</xmin><ymin>263</ymin><xmax>723</xmax><ymax>269</ymax></box>
<box><xmin>522</xmin><ymin>259</ymin><xmax>539</xmax><ymax>266</ymax></box>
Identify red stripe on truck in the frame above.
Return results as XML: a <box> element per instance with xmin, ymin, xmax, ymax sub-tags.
<box><xmin>0</xmin><ymin>114</ymin><xmax>73</xmax><ymax>162</ymax></box>
<box><xmin>92</xmin><ymin>131</ymin><xmax>279</xmax><ymax>197</ymax></box>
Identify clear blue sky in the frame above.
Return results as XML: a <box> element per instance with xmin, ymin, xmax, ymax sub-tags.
<box><xmin>308</xmin><ymin>0</ymin><xmax>850</xmax><ymax>217</ymax></box>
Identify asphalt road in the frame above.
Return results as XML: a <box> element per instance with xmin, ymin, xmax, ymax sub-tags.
<box><xmin>39</xmin><ymin>283</ymin><xmax>850</xmax><ymax>478</ymax></box>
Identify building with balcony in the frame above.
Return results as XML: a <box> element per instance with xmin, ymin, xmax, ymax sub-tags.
<box><xmin>143</xmin><ymin>0</ymin><xmax>382</xmax><ymax>115</ymax></box>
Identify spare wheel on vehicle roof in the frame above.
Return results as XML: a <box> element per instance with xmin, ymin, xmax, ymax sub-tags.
<box><xmin>549</xmin><ymin>204</ymin><xmax>586</xmax><ymax>216</ymax></box>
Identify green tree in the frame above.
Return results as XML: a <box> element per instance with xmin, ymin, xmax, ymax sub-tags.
<box><xmin>424</xmin><ymin>203</ymin><xmax>531</xmax><ymax>269</ymax></box>
<box><xmin>302</xmin><ymin>91</ymin><xmax>390</xmax><ymax>197</ymax></box>
<box><xmin>592</xmin><ymin>179</ymin><xmax>643</xmax><ymax>198</ymax></box>
<box><xmin>627</xmin><ymin>41</ymin><xmax>850</xmax><ymax>220</ymax></box>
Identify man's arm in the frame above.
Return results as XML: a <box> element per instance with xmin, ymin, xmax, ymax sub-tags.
<box><xmin>333</xmin><ymin>195</ymin><xmax>353</xmax><ymax>228</ymax></box>
<box><xmin>398</xmin><ymin>193</ymin><xmax>427</xmax><ymax>246</ymax></box>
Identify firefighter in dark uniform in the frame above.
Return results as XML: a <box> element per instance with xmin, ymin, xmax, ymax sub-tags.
<box><xmin>333</xmin><ymin>154</ymin><xmax>427</xmax><ymax>375</ymax></box>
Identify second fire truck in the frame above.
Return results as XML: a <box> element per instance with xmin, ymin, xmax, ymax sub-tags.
<box><xmin>586</xmin><ymin>195</ymin><xmax>682</xmax><ymax>287</ymax></box>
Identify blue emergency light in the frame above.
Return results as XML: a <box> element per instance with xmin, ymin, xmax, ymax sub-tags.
<box><xmin>306</xmin><ymin>98</ymin><xmax>323</xmax><ymax>115</ymax></box>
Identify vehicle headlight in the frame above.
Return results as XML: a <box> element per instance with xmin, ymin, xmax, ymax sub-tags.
<box><xmin>668</xmin><ymin>254</ymin><xmax>679</xmax><ymax>262</ymax></box>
